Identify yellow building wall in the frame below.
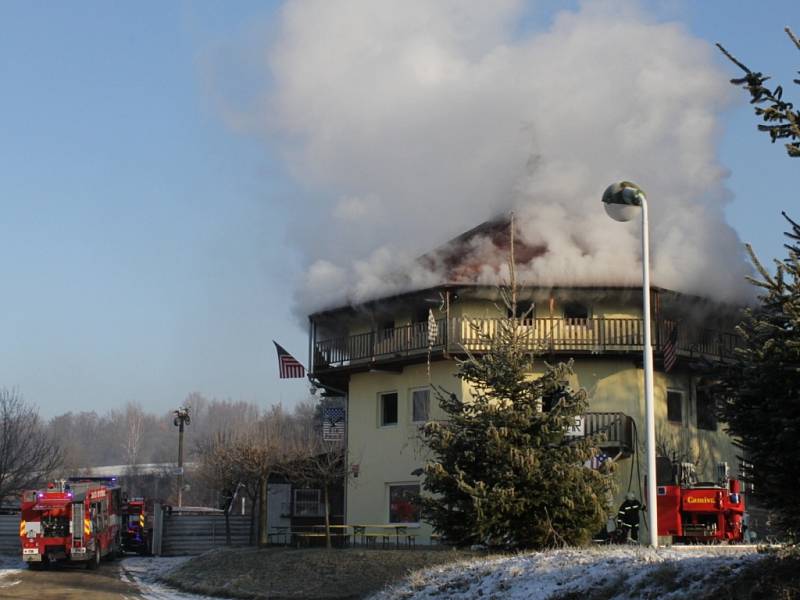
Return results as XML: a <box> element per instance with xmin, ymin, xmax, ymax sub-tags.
<box><xmin>346</xmin><ymin>354</ymin><xmax>739</xmax><ymax>544</ymax></box>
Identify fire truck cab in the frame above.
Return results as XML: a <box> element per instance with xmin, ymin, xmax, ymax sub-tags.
<box><xmin>20</xmin><ymin>477</ymin><xmax>122</xmax><ymax>569</ymax></box>
<box><xmin>121</xmin><ymin>497</ymin><xmax>151</xmax><ymax>555</ymax></box>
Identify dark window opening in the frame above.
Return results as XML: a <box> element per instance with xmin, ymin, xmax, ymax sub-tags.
<box><xmin>564</xmin><ymin>302</ymin><xmax>589</xmax><ymax>321</ymax></box>
<box><xmin>508</xmin><ymin>301</ymin><xmax>535</xmax><ymax>325</ymax></box>
<box><xmin>381</xmin><ymin>392</ymin><xmax>398</xmax><ymax>426</ymax></box>
<box><xmin>541</xmin><ymin>384</ymin><xmax>567</xmax><ymax>412</ymax></box>
<box><xmin>378</xmin><ymin>320</ymin><xmax>395</xmax><ymax>342</ymax></box>
<box><xmin>696</xmin><ymin>388</ymin><xmax>717</xmax><ymax>431</ymax></box>
<box><xmin>667</xmin><ymin>390</ymin><xmax>683</xmax><ymax>423</ymax></box>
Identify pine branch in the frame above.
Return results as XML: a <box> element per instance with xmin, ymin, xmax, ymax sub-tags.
<box><xmin>717</xmin><ymin>30</ymin><xmax>800</xmax><ymax>157</ymax></box>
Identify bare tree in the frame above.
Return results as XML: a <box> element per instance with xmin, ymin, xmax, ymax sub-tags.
<box><xmin>655</xmin><ymin>425</ymin><xmax>708</xmax><ymax>478</ymax></box>
<box><xmin>196</xmin><ymin>431</ymin><xmax>247</xmax><ymax>545</ymax></box>
<box><xmin>288</xmin><ymin>439</ymin><xmax>346</xmax><ymax>549</ymax></box>
<box><xmin>0</xmin><ymin>389</ymin><xmax>61</xmax><ymax>503</ymax></box>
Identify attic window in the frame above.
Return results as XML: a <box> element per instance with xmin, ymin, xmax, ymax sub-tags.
<box><xmin>564</xmin><ymin>302</ymin><xmax>589</xmax><ymax>321</ymax></box>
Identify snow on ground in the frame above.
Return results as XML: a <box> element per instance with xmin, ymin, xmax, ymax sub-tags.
<box><xmin>371</xmin><ymin>545</ymin><xmax>764</xmax><ymax>600</ymax></box>
<box><xmin>0</xmin><ymin>556</ymin><xmax>25</xmax><ymax>591</ymax></box>
<box><xmin>121</xmin><ymin>556</ymin><xmax>231</xmax><ymax>600</ymax></box>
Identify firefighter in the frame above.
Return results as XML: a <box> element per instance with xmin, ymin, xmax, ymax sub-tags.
<box><xmin>617</xmin><ymin>492</ymin><xmax>643</xmax><ymax>542</ymax></box>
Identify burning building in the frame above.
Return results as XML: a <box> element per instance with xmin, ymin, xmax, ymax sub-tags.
<box><xmin>308</xmin><ymin>217</ymin><xmax>743</xmax><ymax>544</ymax></box>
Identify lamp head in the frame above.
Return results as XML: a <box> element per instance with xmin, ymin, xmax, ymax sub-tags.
<box><xmin>602</xmin><ymin>181</ymin><xmax>646</xmax><ymax>222</ymax></box>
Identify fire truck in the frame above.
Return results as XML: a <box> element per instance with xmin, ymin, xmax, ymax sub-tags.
<box><xmin>656</xmin><ymin>461</ymin><xmax>745</xmax><ymax>543</ymax></box>
<box><xmin>19</xmin><ymin>477</ymin><xmax>122</xmax><ymax>569</ymax></box>
<box><xmin>121</xmin><ymin>497</ymin><xmax>151</xmax><ymax>555</ymax></box>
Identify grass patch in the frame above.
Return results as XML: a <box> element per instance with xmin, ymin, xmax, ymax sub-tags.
<box><xmin>159</xmin><ymin>546</ymin><xmax>473</xmax><ymax>600</ymax></box>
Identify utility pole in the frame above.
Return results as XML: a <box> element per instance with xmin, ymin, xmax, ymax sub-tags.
<box><xmin>173</xmin><ymin>406</ymin><xmax>191</xmax><ymax>508</ymax></box>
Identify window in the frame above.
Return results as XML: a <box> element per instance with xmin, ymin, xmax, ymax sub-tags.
<box><xmin>508</xmin><ymin>300</ymin><xmax>535</xmax><ymax>325</ymax></box>
<box><xmin>564</xmin><ymin>302</ymin><xmax>589</xmax><ymax>321</ymax></box>
<box><xmin>389</xmin><ymin>484</ymin><xmax>421</xmax><ymax>523</ymax></box>
<box><xmin>380</xmin><ymin>392</ymin><xmax>398</xmax><ymax>426</ymax></box>
<box><xmin>696</xmin><ymin>388</ymin><xmax>717</xmax><ymax>431</ymax></box>
<box><xmin>666</xmin><ymin>390</ymin><xmax>683</xmax><ymax>424</ymax></box>
<box><xmin>414</xmin><ymin>308</ymin><xmax>429</xmax><ymax>324</ymax></box>
<box><xmin>411</xmin><ymin>389</ymin><xmax>430</xmax><ymax>422</ymax></box>
<box><xmin>378</xmin><ymin>319</ymin><xmax>395</xmax><ymax>341</ymax></box>
<box><xmin>293</xmin><ymin>489</ymin><xmax>323</xmax><ymax>517</ymax></box>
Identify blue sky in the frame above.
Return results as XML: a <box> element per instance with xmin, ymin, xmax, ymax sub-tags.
<box><xmin>0</xmin><ymin>1</ymin><xmax>797</xmax><ymax>416</ymax></box>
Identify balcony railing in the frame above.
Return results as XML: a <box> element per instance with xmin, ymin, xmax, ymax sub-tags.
<box><xmin>584</xmin><ymin>412</ymin><xmax>634</xmax><ymax>457</ymax></box>
<box><xmin>311</xmin><ymin>317</ymin><xmax>739</xmax><ymax>373</ymax></box>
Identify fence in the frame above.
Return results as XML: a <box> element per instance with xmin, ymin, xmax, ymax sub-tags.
<box><xmin>0</xmin><ymin>514</ymin><xmax>19</xmax><ymax>555</ymax></box>
<box><xmin>159</xmin><ymin>512</ymin><xmax>253</xmax><ymax>556</ymax></box>
<box><xmin>313</xmin><ymin>316</ymin><xmax>740</xmax><ymax>372</ymax></box>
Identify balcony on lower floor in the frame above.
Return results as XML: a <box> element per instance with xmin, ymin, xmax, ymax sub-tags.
<box><xmin>311</xmin><ymin>316</ymin><xmax>739</xmax><ymax>375</ymax></box>
<box><xmin>581</xmin><ymin>412</ymin><xmax>635</xmax><ymax>459</ymax></box>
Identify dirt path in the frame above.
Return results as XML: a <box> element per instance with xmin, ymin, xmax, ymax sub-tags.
<box><xmin>0</xmin><ymin>561</ymin><xmax>142</xmax><ymax>599</ymax></box>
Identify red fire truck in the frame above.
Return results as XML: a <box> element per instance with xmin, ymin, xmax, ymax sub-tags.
<box><xmin>121</xmin><ymin>497</ymin><xmax>151</xmax><ymax>555</ymax></box>
<box><xmin>656</xmin><ymin>461</ymin><xmax>745</xmax><ymax>543</ymax></box>
<box><xmin>20</xmin><ymin>477</ymin><xmax>122</xmax><ymax>569</ymax></box>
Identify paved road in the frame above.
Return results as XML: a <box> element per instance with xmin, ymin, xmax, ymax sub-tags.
<box><xmin>0</xmin><ymin>560</ymin><xmax>141</xmax><ymax>599</ymax></box>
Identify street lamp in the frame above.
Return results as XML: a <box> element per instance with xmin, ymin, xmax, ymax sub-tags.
<box><xmin>602</xmin><ymin>181</ymin><xmax>658</xmax><ymax>548</ymax></box>
<box><xmin>173</xmin><ymin>406</ymin><xmax>191</xmax><ymax>509</ymax></box>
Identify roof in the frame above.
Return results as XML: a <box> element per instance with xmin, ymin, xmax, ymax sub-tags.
<box><xmin>419</xmin><ymin>215</ymin><xmax>546</xmax><ymax>282</ymax></box>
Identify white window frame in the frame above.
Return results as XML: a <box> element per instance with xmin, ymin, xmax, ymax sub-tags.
<box><xmin>378</xmin><ymin>391</ymin><xmax>399</xmax><ymax>428</ymax></box>
<box><xmin>410</xmin><ymin>387</ymin><xmax>430</xmax><ymax>424</ymax></box>
<box><xmin>386</xmin><ymin>482</ymin><xmax>421</xmax><ymax>525</ymax></box>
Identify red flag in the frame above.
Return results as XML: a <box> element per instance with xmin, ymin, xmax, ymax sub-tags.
<box><xmin>274</xmin><ymin>341</ymin><xmax>306</xmax><ymax>379</ymax></box>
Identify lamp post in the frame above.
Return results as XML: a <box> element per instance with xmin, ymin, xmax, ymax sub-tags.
<box><xmin>173</xmin><ymin>406</ymin><xmax>191</xmax><ymax>508</ymax></box>
<box><xmin>602</xmin><ymin>181</ymin><xmax>658</xmax><ymax>548</ymax></box>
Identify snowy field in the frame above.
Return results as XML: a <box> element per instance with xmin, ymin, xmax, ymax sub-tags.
<box><xmin>371</xmin><ymin>545</ymin><xmax>764</xmax><ymax>600</ymax></box>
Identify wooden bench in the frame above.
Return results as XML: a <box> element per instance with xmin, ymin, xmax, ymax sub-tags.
<box><xmin>292</xmin><ymin>532</ymin><xmax>351</xmax><ymax>548</ymax></box>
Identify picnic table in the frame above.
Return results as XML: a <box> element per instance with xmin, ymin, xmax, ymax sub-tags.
<box><xmin>269</xmin><ymin>524</ymin><xmax>417</xmax><ymax>548</ymax></box>
<box><xmin>351</xmin><ymin>524</ymin><xmax>417</xmax><ymax>548</ymax></box>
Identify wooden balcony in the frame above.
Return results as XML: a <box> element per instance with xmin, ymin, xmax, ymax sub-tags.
<box><xmin>311</xmin><ymin>317</ymin><xmax>739</xmax><ymax>374</ymax></box>
<box><xmin>583</xmin><ymin>412</ymin><xmax>635</xmax><ymax>458</ymax></box>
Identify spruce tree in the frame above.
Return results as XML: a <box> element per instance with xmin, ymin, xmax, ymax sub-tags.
<box><xmin>717</xmin><ymin>28</ymin><xmax>800</xmax><ymax>157</ymax></box>
<box><xmin>420</xmin><ymin>286</ymin><xmax>614</xmax><ymax>549</ymax></box>
<box><xmin>716</xmin><ymin>214</ymin><xmax>800</xmax><ymax>537</ymax></box>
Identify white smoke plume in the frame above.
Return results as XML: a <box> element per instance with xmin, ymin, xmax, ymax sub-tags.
<box><xmin>262</xmin><ymin>0</ymin><xmax>753</xmax><ymax>315</ymax></box>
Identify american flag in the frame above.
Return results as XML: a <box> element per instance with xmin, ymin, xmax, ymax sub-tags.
<box><xmin>427</xmin><ymin>309</ymin><xmax>438</xmax><ymax>346</ymax></box>
<box><xmin>586</xmin><ymin>451</ymin><xmax>610</xmax><ymax>470</ymax></box>
<box><xmin>322</xmin><ymin>406</ymin><xmax>345</xmax><ymax>441</ymax></box>
<box><xmin>663</xmin><ymin>324</ymin><xmax>678</xmax><ymax>373</ymax></box>
<box><xmin>274</xmin><ymin>341</ymin><xmax>306</xmax><ymax>379</ymax></box>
